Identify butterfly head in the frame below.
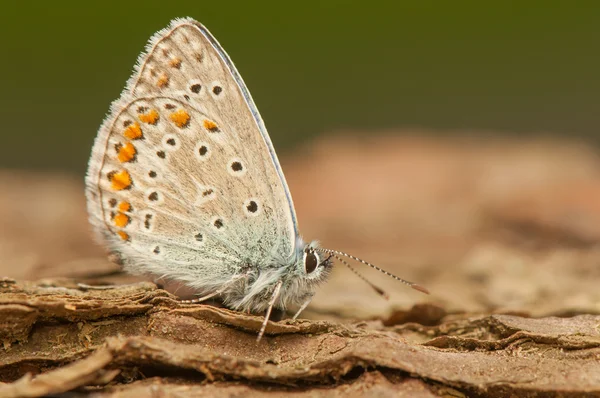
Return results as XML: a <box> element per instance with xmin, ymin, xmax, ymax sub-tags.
<box><xmin>300</xmin><ymin>241</ymin><xmax>333</xmax><ymax>281</ymax></box>
<box><xmin>265</xmin><ymin>240</ymin><xmax>332</xmax><ymax>310</ymax></box>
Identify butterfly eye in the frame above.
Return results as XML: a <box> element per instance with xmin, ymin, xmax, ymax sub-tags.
<box><xmin>304</xmin><ymin>250</ymin><xmax>319</xmax><ymax>274</ymax></box>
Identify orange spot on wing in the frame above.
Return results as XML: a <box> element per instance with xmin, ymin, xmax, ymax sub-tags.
<box><xmin>170</xmin><ymin>109</ymin><xmax>190</xmax><ymax>128</ymax></box>
<box><xmin>139</xmin><ymin>109</ymin><xmax>160</xmax><ymax>125</ymax></box>
<box><xmin>110</xmin><ymin>170</ymin><xmax>132</xmax><ymax>191</ymax></box>
<box><xmin>117</xmin><ymin>142</ymin><xmax>137</xmax><ymax>163</ymax></box>
<box><xmin>117</xmin><ymin>231</ymin><xmax>130</xmax><ymax>241</ymax></box>
<box><xmin>123</xmin><ymin>122</ymin><xmax>143</xmax><ymax>140</ymax></box>
<box><xmin>157</xmin><ymin>72</ymin><xmax>169</xmax><ymax>88</ymax></box>
<box><xmin>113</xmin><ymin>212</ymin><xmax>130</xmax><ymax>228</ymax></box>
<box><xmin>203</xmin><ymin>119</ymin><xmax>219</xmax><ymax>132</ymax></box>
<box><xmin>169</xmin><ymin>57</ymin><xmax>182</xmax><ymax>68</ymax></box>
<box><xmin>118</xmin><ymin>201</ymin><xmax>131</xmax><ymax>212</ymax></box>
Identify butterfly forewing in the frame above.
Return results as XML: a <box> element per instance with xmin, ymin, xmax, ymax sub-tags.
<box><xmin>86</xmin><ymin>18</ymin><xmax>298</xmax><ymax>288</ymax></box>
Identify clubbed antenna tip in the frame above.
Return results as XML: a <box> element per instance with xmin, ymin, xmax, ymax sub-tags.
<box><xmin>410</xmin><ymin>283</ymin><xmax>430</xmax><ymax>295</ymax></box>
<box><xmin>372</xmin><ymin>285</ymin><xmax>391</xmax><ymax>300</ymax></box>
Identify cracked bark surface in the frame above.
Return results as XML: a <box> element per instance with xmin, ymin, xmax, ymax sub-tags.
<box><xmin>1</xmin><ymin>135</ymin><xmax>600</xmax><ymax>397</ymax></box>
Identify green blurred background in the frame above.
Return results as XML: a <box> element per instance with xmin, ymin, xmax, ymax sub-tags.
<box><xmin>1</xmin><ymin>1</ymin><xmax>598</xmax><ymax>174</ymax></box>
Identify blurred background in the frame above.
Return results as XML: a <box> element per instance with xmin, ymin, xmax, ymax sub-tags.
<box><xmin>1</xmin><ymin>1</ymin><xmax>599</xmax><ymax>318</ymax></box>
<box><xmin>0</xmin><ymin>1</ymin><xmax>598</xmax><ymax>172</ymax></box>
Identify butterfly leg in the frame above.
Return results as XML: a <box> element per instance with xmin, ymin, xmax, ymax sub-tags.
<box><xmin>292</xmin><ymin>294</ymin><xmax>314</xmax><ymax>320</ymax></box>
<box><xmin>179</xmin><ymin>289</ymin><xmax>222</xmax><ymax>304</ymax></box>
<box><xmin>180</xmin><ymin>274</ymin><xmax>246</xmax><ymax>304</ymax></box>
<box><xmin>257</xmin><ymin>280</ymin><xmax>283</xmax><ymax>342</ymax></box>
<box><xmin>77</xmin><ymin>282</ymin><xmax>139</xmax><ymax>291</ymax></box>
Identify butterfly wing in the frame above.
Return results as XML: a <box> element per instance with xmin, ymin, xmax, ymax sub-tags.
<box><xmin>86</xmin><ymin>18</ymin><xmax>299</xmax><ymax>291</ymax></box>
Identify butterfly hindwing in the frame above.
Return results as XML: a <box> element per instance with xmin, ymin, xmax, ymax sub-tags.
<box><xmin>86</xmin><ymin>18</ymin><xmax>298</xmax><ymax>290</ymax></box>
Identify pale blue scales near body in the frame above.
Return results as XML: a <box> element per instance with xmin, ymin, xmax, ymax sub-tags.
<box><xmin>85</xmin><ymin>17</ymin><xmax>428</xmax><ymax>341</ymax></box>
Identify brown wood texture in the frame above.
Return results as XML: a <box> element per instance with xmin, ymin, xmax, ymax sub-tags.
<box><xmin>1</xmin><ymin>135</ymin><xmax>600</xmax><ymax>397</ymax></box>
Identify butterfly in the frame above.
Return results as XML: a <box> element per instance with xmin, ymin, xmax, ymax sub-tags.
<box><xmin>85</xmin><ymin>17</ymin><xmax>427</xmax><ymax>341</ymax></box>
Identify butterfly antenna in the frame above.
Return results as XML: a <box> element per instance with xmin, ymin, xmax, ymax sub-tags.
<box><xmin>257</xmin><ymin>280</ymin><xmax>283</xmax><ymax>343</ymax></box>
<box><xmin>318</xmin><ymin>248</ymin><xmax>430</xmax><ymax>295</ymax></box>
<box><xmin>328</xmin><ymin>253</ymin><xmax>390</xmax><ymax>299</ymax></box>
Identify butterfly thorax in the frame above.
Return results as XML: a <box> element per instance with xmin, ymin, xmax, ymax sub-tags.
<box><xmin>218</xmin><ymin>240</ymin><xmax>332</xmax><ymax>313</ymax></box>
